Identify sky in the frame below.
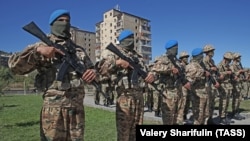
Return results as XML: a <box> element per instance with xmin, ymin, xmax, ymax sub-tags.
<box><xmin>1</xmin><ymin>0</ymin><xmax>250</xmax><ymax>67</ymax></box>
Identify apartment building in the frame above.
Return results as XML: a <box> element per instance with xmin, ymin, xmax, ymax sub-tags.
<box><xmin>70</xmin><ymin>26</ymin><xmax>97</xmax><ymax>63</ymax></box>
<box><xmin>95</xmin><ymin>8</ymin><xmax>152</xmax><ymax>64</ymax></box>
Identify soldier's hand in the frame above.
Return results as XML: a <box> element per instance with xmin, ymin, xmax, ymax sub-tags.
<box><xmin>211</xmin><ymin>66</ymin><xmax>217</xmax><ymax>71</ymax></box>
<box><xmin>36</xmin><ymin>46</ymin><xmax>65</xmax><ymax>58</ymax></box>
<box><xmin>82</xmin><ymin>69</ymin><xmax>96</xmax><ymax>83</ymax></box>
<box><xmin>219</xmin><ymin>74</ymin><xmax>224</xmax><ymax>80</ymax></box>
<box><xmin>214</xmin><ymin>81</ymin><xmax>220</xmax><ymax>88</ymax></box>
<box><xmin>205</xmin><ymin>71</ymin><xmax>211</xmax><ymax>77</ymax></box>
<box><xmin>145</xmin><ymin>73</ymin><xmax>155</xmax><ymax>83</ymax></box>
<box><xmin>226</xmin><ymin>71</ymin><xmax>232</xmax><ymax>75</ymax></box>
<box><xmin>116</xmin><ymin>59</ymin><xmax>130</xmax><ymax>69</ymax></box>
<box><xmin>172</xmin><ymin>67</ymin><xmax>179</xmax><ymax>74</ymax></box>
<box><xmin>183</xmin><ymin>82</ymin><xmax>191</xmax><ymax>90</ymax></box>
<box><xmin>239</xmin><ymin>69</ymin><xmax>246</xmax><ymax>73</ymax></box>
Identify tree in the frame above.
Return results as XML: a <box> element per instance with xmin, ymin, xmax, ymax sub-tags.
<box><xmin>0</xmin><ymin>66</ymin><xmax>13</xmax><ymax>95</ymax></box>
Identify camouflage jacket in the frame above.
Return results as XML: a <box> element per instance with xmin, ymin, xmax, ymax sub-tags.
<box><xmin>230</xmin><ymin>61</ymin><xmax>245</xmax><ymax>82</ymax></box>
<box><xmin>185</xmin><ymin>59</ymin><xmax>206</xmax><ymax>88</ymax></box>
<box><xmin>8</xmin><ymin>34</ymin><xmax>94</xmax><ymax>92</ymax></box>
<box><xmin>217</xmin><ymin>61</ymin><xmax>233</xmax><ymax>83</ymax></box>
<box><xmin>98</xmin><ymin>46</ymin><xmax>147</xmax><ymax>90</ymax></box>
<box><xmin>151</xmin><ymin>54</ymin><xmax>183</xmax><ymax>88</ymax></box>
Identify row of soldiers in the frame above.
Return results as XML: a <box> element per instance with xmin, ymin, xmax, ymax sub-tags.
<box><xmin>94</xmin><ymin>40</ymin><xmax>249</xmax><ymax>125</ymax></box>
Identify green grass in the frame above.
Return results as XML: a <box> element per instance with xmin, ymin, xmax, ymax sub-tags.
<box><xmin>0</xmin><ymin>94</ymin><xmax>160</xmax><ymax>141</ymax></box>
<box><xmin>1</xmin><ymin>95</ymin><xmax>250</xmax><ymax>141</ymax></box>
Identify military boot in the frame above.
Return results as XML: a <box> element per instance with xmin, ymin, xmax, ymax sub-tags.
<box><xmin>220</xmin><ymin>117</ymin><xmax>231</xmax><ymax>125</ymax></box>
<box><xmin>233</xmin><ymin>113</ymin><xmax>245</xmax><ymax>120</ymax></box>
<box><xmin>154</xmin><ymin>111</ymin><xmax>161</xmax><ymax>117</ymax></box>
<box><xmin>206</xmin><ymin>117</ymin><xmax>218</xmax><ymax>125</ymax></box>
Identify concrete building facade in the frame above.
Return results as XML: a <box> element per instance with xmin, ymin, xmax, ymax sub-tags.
<box><xmin>70</xmin><ymin>26</ymin><xmax>96</xmax><ymax>63</ymax></box>
<box><xmin>95</xmin><ymin>8</ymin><xmax>152</xmax><ymax>64</ymax></box>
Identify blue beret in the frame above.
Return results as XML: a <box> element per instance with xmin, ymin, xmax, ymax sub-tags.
<box><xmin>49</xmin><ymin>9</ymin><xmax>70</xmax><ymax>25</ymax></box>
<box><xmin>165</xmin><ymin>40</ymin><xmax>178</xmax><ymax>49</ymax></box>
<box><xmin>118</xmin><ymin>29</ymin><xmax>134</xmax><ymax>42</ymax></box>
<box><xmin>192</xmin><ymin>48</ymin><xmax>203</xmax><ymax>56</ymax></box>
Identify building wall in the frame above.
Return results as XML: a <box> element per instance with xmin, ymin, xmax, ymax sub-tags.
<box><xmin>97</xmin><ymin>9</ymin><xmax>152</xmax><ymax>64</ymax></box>
<box><xmin>70</xmin><ymin>27</ymin><xmax>96</xmax><ymax>63</ymax></box>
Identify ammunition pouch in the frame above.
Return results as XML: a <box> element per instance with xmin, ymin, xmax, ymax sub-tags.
<box><xmin>35</xmin><ymin>67</ymin><xmax>56</xmax><ymax>91</ymax></box>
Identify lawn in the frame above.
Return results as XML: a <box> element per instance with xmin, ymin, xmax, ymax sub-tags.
<box><xmin>1</xmin><ymin>94</ymin><xmax>250</xmax><ymax>141</ymax></box>
<box><xmin>0</xmin><ymin>94</ymin><xmax>160</xmax><ymax>141</ymax></box>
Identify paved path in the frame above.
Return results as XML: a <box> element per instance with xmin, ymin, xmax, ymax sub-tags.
<box><xmin>83</xmin><ymin>92</ymin><xmax>250</xmax><ymax>125</ymax></box>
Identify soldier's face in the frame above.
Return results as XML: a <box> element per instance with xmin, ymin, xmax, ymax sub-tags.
<box><xmin>167</xmin><ymin>46</ymin><xmax>178</xmax><ymax>56</ymax></box>
<box><xmin>182</xmin><ymin>57</ymin><xmax>189</xmax><ymax>64</ymax></box>
<box><xmin>224</xmin><ymin>58</ymin><xmax>231</xmax><ymax>65</ymax></box>
<box><xmin>208</xmin><ymin>50</ymin><xmax>214</xmax><ymax>57</ymax></box>
<box><xmin>237</xmin><ymin>57</ymin><xmax>241</xmax><ymax>62</ymax></box>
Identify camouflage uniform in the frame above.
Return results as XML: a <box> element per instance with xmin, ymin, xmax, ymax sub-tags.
<box><xmin>241</xmin><ymin>69</ymin><xmax>249</xmax><ymax>100</ymax></box>
<box><xmin>96</xmin><ymin>53</ymin><xmax>117</xmax><ymax>106</ymax></box>
<box><xmin>151</xmin><ymin>40</ymin><xmax>184</xmax><ymax>125</ymax></box>
<box><xmin>8</xmin><ymin>34</ymin><xmax>93</xmax><ymax>140</ymax></box>
<box><xmin>185</xmin><ymin>48</ymin><xmax>208</xmax><ymax>125</ymax></box>
<box><xmin>148</xmin><ymin>62</ymin><xmax>163</xmax><ymax>117</ymax></box>
<box><xmin>217</xmin><ymin>52</ymin><xmax>233</xmax><ymax>124</ymax></box>
<box><xmin>177</xmin><ymin>51</ymin><xmax>190</xmax><ymax>123</ymax></box>
<box><xmin>246</xmin><ymin>70</ymin><xmax>250</xmax><ymax>99</ymax></box>
<box><xmin>101</xmin><ymin>30</ymin><xmax>148</xmax><ymax>141</ymax></box>
<box><xmin>144</xmin><ymin>64</ymin><xmax>154</xmax><ymax>112</ymax></box>
<box><xmin>230</xmin><ymin>52</ymin><xmax>246</xmax><ymax>120</ymax></box>
<box><xmin>202</xmin><ymin>44</ymin><xmax>219</xmax><ymax>124</ymax></box>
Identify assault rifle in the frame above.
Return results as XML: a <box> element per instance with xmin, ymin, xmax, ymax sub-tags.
<box><xmin>238</xmin><ymin>62</ymin><xmax>247</xmax><ymax>80</ymax></box>
<box><xmin>22</xmin><ymin>21</ymin><xmax>112</xmax><ymax>103</ymax></box>
<box><xmin>105</xmin><ymin>43</ymin><xmax>161</xmax><ymax>93</ymax></box>
<box><xmin>167</xmin><ymin>54</ymin><xmax>188</xmax><ymax>86</ymax></box>
<box><xmin>199</xmin><ymin>61</ymin><xmax>217</xmax><ymax>85</ymax></box>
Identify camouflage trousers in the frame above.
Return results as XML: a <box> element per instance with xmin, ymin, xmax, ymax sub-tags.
<box><xmin>192</xmin><ymin>88</ymin><xmax>208</xmax><ymax>125</ymax></box>
<box><xmin>116</xmin><ymin>89</ymin><xmax>144</xmax><ymax>141</ymax></box>
<box><xmin>40</xmin><ymin>88</ymin><xmax>85</xmax><ymax>141</ymax></box>
<box><xmin>161</xmin><ymin>86</ymin><xmax>181</xmax><ymax>125</ymax></box>
<box><xmin>232</xmin><ymin>83</ymin><xmax>243</xmax><ymax>114</ymax></box>
<box><xmin>152</xmin><ymin>89</ymin><xmax>162</xmax><ymax>113</ymax></box>
<box><xmin>176</xmin><ymin>86</ymin><xmax>189</xmax><ymax>124</ymax></box>
<box><xmin>207</xmin><ymin>86</ymin><xmax>217</xmax><ymax>119</ymax></box>
<box><xmin>218</xmin><ymin>84</ymin><xmax>232</xmax><ymax>118</ymax></box>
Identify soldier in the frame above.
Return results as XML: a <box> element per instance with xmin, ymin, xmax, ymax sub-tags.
<box><xmin>144</xmin><ymin>63</ymin><xmax>154</xmax><ymax>112</ymax></box>
<box><xmin>217</xmin><ymin>52</ymin><xmax>235</xmax><ymax>124</ymax></box>
<box><xmin>151</xmin><ymin>40</ymin><xmax>190</xmax><ymax>125</ymax></box>
<box><xmin>8</xmin><ymin>9</ymin><xmax>96</xmax><ymax>141</ymax></box>
<box><xmin>100</xmin><ymin>29</ymin><xmax>154</xmax><ymax>141</ymax></box>
<box><xmin>94</xmin><ymin>61</ymin><xmax>101</xmax><ymax>105</ymax></box>
<box><xmin>185</xmin><ymin>48</ymin><xmax>215</xmax><ymax>125</ymax></box>
<box><xmin>241</xmin><ymin>69</ymin><xmax>249</xmax><ymax>100</ymax></box>
<box><xmin>148</xmin><ymin>61</ymin><xmax>163</xmax><ymax>117</ymax></box>
<box><xmin>95</xmin><ymin>50</ymin><xmax>117</xmax><ymax>106</ymax></box>
<box><xmin>178</xmin><ymin>51</ymin><xmax>191</xmax><ymax>123</ymax></box>
<box><xmin>230</xmin><ymin>52</ymin><xmax>246</xmax><ymax>120</ymax></box>
<box><xmin>246</xmin><ymin>69</ymin><xmax>250</xmax><ymax>99</ymax></box>
<box><xmin>202</xmin><ymin>44</ymin><xmax>220</xmax><ymax>124</ymax></box>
